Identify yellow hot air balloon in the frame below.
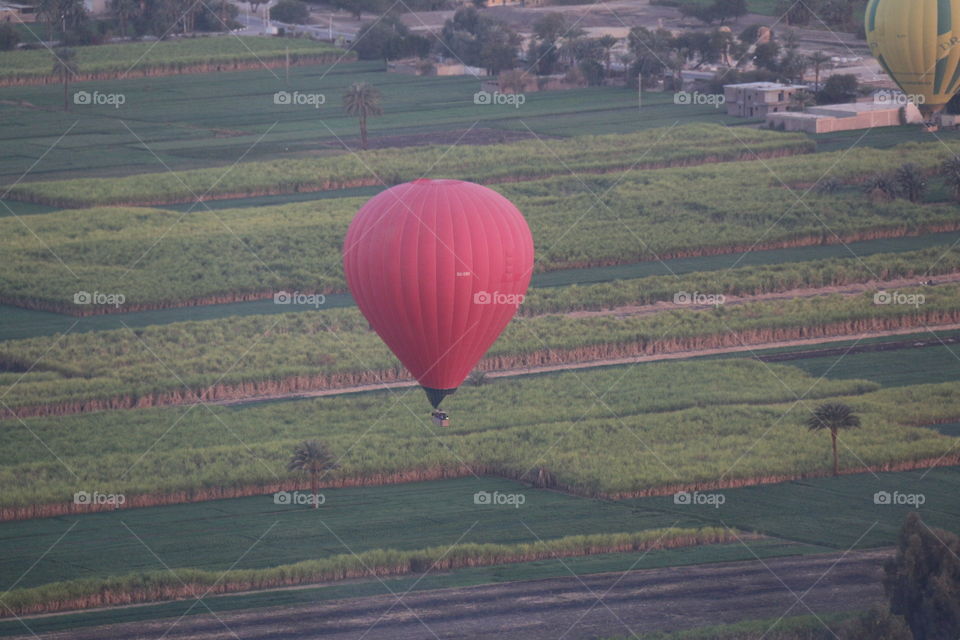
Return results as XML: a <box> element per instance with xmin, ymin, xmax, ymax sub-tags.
<box><xmin>866</xmin><ymin>0</ymin><xmax>960</xmax><ymax>118</ymax></box>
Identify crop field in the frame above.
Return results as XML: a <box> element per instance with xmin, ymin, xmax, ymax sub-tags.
<box><xmin>0</xmin><ymin>546</ymin><xmax>836</xmax><ymax>637</ymax></box>
<box><xmin>3</xmin><ymin>282</ymin><xmax>959</xmax><ymax>415</ymax></box>
<box><xmin>0</xmin><ymin>227</ymin><xmax>958</xmax><ymax>342</ymax></box>
<box><xmin>3</xmin><ymin>460</ymin><xmax>959</xmax><ymax>618</ymax></box>
<box><xmin>2</xmin><ymin>138</ymin><xmax>958</xmax><ymax>313</ymax></box>
<box><xmin>4</xmin><ymin>124</ymin><xmax>810</xmax><ymax>207</ymax></box>
<box><xmin>0</xmin><ymin>37</ymin><xmax>346</xmax><ymax>84</ymax></box>
<box><xmin>4</xmin><ymin>354</ymin><xmax>960</xmax><ymax>516</ymax></box>
<box><xmin>0</xmin><ymin>65</ymin><xmax>742</xmax><ymax>184</ymax></box>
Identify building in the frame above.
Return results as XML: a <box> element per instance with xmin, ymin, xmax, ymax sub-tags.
<box><xmin>766</xmin><ymin>102</ymin><xmax>924</xmax><ymax>133</ymax></box>
<box><xmin>0</xmin><ymin>2</ymin><xmax>37</xmax><ymax>23</ymax></box>
<box><xmin>83</xmin><ymin>0</ymin><xmax>110</xmax><ymax>15</ymax></box>
<box><xmin>723</xmin><ymin>82</ymin><xmax>808</xmax><ymax>118</ymax></box>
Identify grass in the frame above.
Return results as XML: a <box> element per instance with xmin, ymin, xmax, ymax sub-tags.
<box><xmin>0</xmin><ymin>37</ymin><xmax>345</xmax><ymax>83</ymax></box>
<box><xmin>2</xmin><ymin>355</ymin><xmax>959</xmax><ymax>512</ymax></box>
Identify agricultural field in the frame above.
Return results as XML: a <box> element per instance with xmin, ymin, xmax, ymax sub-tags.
<box><xmin>0</xmin><ymin>63</ymin><xmax>747</xmax><ymax>185</ymax></box>
<box><xmin>4</xmin><ymin>356</ymin><xmax>960</xmax><ymax>516</ymax></box>
<box><xmin>3</xmin><ymin>281</ymin><xmax>960</xmax><ymax>416</ymax></box>
<box><xmin>3</xmin><ymin>13</ymin><xmax>960</xmax><ymax>636</ymax></box>
<box><xmin>4</xmin><ymin>124</ymin><xmax>811</xmax><ymax>207</ymax></box>
<box><xmin>2</xmin><ymin>136</ymin><xmax>959</xmax><ymax>314</ymax></box>
<box><xmin>0</xmin><ymin>37</ymin><xmax>347</xmax><ymax>84</ymax></box>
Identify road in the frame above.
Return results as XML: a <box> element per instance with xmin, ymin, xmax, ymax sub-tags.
<box><xmin>28</xmin><ymin>549</ymin><xmax>889</xmax><ymax>639</ymax></box>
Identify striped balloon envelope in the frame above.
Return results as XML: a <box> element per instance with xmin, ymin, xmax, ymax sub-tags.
<box><xmin>866</xmin><ymin>0</ymin><xmax>960</xmax><ymax>116</ymax></box>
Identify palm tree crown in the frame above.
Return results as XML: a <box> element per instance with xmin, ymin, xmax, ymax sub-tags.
<box><xmin>805</xmin><ymin>403</ymin><xmax>861</xmax><ymax>432</ymax></box>
<box><xmin>342</xmin><ymin>82</ymin><xmax>383</xmax><ymax>150</ymax></box>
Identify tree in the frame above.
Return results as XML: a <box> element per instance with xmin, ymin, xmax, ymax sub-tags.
<box><xmin>51</xmin><ymin>47</ymin><xmax>78</xmax><ymax>112</ymax></box>
<box><xmin>942</xmin><ymin>156</ymin><xmax>960</xmax><ymax>202</ymax></box>
<box><xmin>863</xmin><ymin>171</ymin><xmax>899</xmax><ymax>202</ymax></box>
<box><xmin>353</xmin><ymin>16</ymin><xmax>429</xmax><ymax>61</ymax></box>
<box><xmin>343</xmin><ymin>82</ymin><xmax>382</xmax><ymax>150</ymax></box>
<box><xmin>808</xmin><ymin>50</ymin><xmax>830</xmax><ymax>91</ymax></box>
<box><xmin>805</xmin><ymin>402</ymin><xmax>860</xmax><ymax>476</ymax></box>
<box><xmin>286</xmin><ymin>440</ymin><xmax>338</xmax><ymax>508</ymax></box>
<box><xmin>0</xmin><ymin>23</ymin><xmax>20</xmax><ymax>51</ymax></box>
<box><xmin>270</xmin><ymin>0</ymin><xmax>310</xmax><ymax>23</ymax></box>
<box><xmin>439</xmin><ymin>7</ymin><xmax>519</xmax><ymax>74</ymax></box>
<box><xmin>37</xmin><ymin>0</ymin><xmax>86</xmax><ymax>40</ymax></box>
<box><xmin>895</xmin><ymin>163</ymin><xmax>927</xmax><ymax>204</ymax></box>
<box><xmin>817</xmin><ymin>73</ymin><xmax>858</xmax><ymax>104</ymax></box>
<box><xmin>109</xmin><ymin>0</ymin><xmax>141</xmax><ymax>37</ymax></box>
<box><xmin>840</xmin><ymin>605</ymin><xmax>912</xmax><ymax>640</ymax></box>
<box><xmin>752</xmin><ymin>40</ymin><xmax>780</xmax><ymax>72</ymax></box>
<box><xmin>884</xmin><ymin>512</ymin><xmax>960</xmax><ymax>640</ymax></box>
<box><xmin>596</xmin><ymin>34</ymin><xmax>617</xmax><ymax>74</ymax></box>
<box><xmin>532</xmin><ymin>12</ymin><xmax>584</xmax><ymax>45</ymax></box>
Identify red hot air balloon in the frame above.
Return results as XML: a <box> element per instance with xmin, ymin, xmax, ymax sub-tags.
<box><xmin>343</xmin><ymin>179</ymin><xmax>534</xmax><ymax>414</ymax></box>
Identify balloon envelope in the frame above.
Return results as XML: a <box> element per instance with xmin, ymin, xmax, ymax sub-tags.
<box><xmin>866</xmin><ymin>0</ymin><xmax>960</xmax><ymax>116</ymax></box>
<box><xmin>343</xmin><ymin>179</ymin><xmax>534</xmax><ymax>408</ymax></box>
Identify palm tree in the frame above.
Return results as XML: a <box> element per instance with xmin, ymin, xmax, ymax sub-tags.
<box><xmin>895</xmin><ymin>163</ymin><xmax>927</xmax><ymax>203</ymax></box>
<box><xmin>806</xmin><ymin>403</ymin><xmax>861</xmax><ymax>476</ymax></box>
<box><xmin>942</xmin><ymin>156</ymin><xmax>960</xmax><ymax>202</ymax></box>
<box><xmin>808</xmin><ymin>50</ymin><xmax>830</xmax><ymax>92</ymax></box>
<box><xmin>109</xmin><ymin>0</ymin><xmax>141</xmax><ymax>38</ymax></box>
<box><xmin>52</xmin><ymin>48</ymin><xmax>78</xmax><ymax>111</ymax></box>
<box><xmin>286</xmin><ymin>440</ymin><xmax>338</xmax><ymax>508</ymax></box>
<box><xmin>596</xmin><ymin>34</ymin><xmax>617</xmax><ymax>75</ymax></box>
<box><xmin>342</xmin><ymin>82</ymin><xmax>382</xmax><ymax>150</ymax></box>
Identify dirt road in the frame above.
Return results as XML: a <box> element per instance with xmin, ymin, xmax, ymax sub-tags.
<box><xmin>29</xmin><ymin>549</ymin><xmax>889</xmax><ymax>640</ymax></box>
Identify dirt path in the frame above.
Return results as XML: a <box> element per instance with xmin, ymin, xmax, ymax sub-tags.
<box><xmin>24</xmin><ymin>549</ymin><xmax>890</xmax><ymax>640</ymax></box>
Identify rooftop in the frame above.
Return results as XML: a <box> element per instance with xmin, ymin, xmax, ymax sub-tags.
<box><xmin>724</xmin><ymin>82</ymin><xmax>808</xmax><ymax>91</ymax></box>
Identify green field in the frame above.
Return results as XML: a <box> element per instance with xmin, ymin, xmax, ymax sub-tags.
<box><xmin>1</xmin><ymin>228</ymin><xmax>957</xmax><ymax>342</ymax></box>
<box><xmin>0</xmin><ymin>63</ymin><xmax>749</xmax><ymax>185</ymax></box>
<box><xmin>2</xmin><ymin>137</ymin><xmax>957</xmax><ymax>313</ymax></box>
<box><xmin>6</xmin><ymin>124</ymin><xmax>809</xmax><ymax>207</ymax></box>
<box><xmin>0</xmin><ymin>37</ymin><xmax>346</xmax><ymax>83</ymax></box>
<box><xmin>3</xmin><ymin>281</ymin><xmax>958</xmax><ymax>414</ymax></box>
<box><xmin>5</xmin><ymin>354</ymin><xmax>960</xmax><ymax>512</ymax></box>
<box><xmin>0</xmin><ymin>542</ymin><xmax>832</xmax><ymax>637</ymax></box>
<box><xmin>3</xmin><ymin>462</ymin><xmax>959</xmax><ymax>625</ymax></box>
